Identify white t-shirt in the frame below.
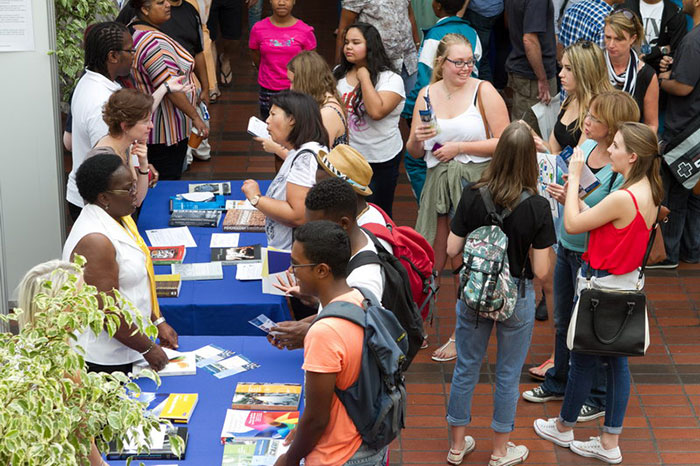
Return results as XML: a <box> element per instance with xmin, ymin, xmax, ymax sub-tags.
<box><xmin>357</xmin><ymin>204</ymin><xmax>394</xmax><ymax>253</ymax></box>
<box><xmin>346</xmin><ymin>230</ymin><xmax>386</xmax><ymax>304</ymax></box>
<box><xmin>67</xmin><ymin>70</ymin><xmax>121</xmax><ymax>208</ymax></box>
<box><xmin>264</xmin><ymin>141</ymin><xmax>326</xmax><ymax>250</ymax></box>
<box><xmin>337</xmin><ymin>70</ymin><xmax>405</xmax><ymax>163</ymax></box>
<box><xmin>639</xmin><ymin>0</ymin><xmax>664</xmax><ymax>47</ymax></box>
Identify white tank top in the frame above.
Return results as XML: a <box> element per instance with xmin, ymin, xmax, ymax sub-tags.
<box><xmin>424</xmin><ymin>80</ymin><xmax>491</xmax><ymax>169</ymax></box>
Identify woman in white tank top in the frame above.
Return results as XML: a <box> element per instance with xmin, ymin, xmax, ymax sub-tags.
<box><xmin>406</xmin><ymin>33</ymin><xmax>509</xmax><ymax>362</ymax></box>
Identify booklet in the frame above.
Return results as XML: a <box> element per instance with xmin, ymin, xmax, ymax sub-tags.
<box><xmin>203</xmin><ymin>353</ymin><xmax>260</xmax><ymax>379</ymax></box>
<box><xmin>210</xmin><ymin>233</ymin><xmax>241</xmax><ymax>248</ymax></box>
<box><xmin>236</xmin><ymin>262</ymin><xmax>263</xmax><ymax>281</ymax></box>
<box><xmin>222</xmin><ymin>439</ymin><xmax>288</xmax><ymax>466</ymax></box>
<box><xmin>171</xmin><ymin>262</ymin><xmax>223</xmax><ymax>281</ymax></box>
<box><xmin>247</xmin><ymin>116</ymin><xmax>271</xmax><ymax>139</ymax></box>
<box><xmin>232</xmin><ymin>383</ymin><xmax>302</xmax><ymax>411</ymax></box>
<box><xmin>190</xmin><ymin>344</ymin><xmax>237</xmax><ymax>368</ymax></box>
<box><xmin>220</xmin><ymin>409</ymin><xmax>299</xmax><ymax>443</ymax></box>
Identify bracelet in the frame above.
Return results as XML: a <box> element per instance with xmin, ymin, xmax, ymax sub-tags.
<box><xmin>140</xmin><ymin>340</ymin><xmax>155</xmax><ymax>355</ymax></box>
<box><xmin>153</xmin><ymin>316</ymin><xmax>166</xmax><ymax>326</ymax></box>
<box><xmin>137</xmin><ymin>167</ymin><xmax>150</xmax><ymax>175</ymax></box>
<box><xmin>164</xmin><ymin>81</ymin><xmax>172</xmax><ymax>93</ymax></box>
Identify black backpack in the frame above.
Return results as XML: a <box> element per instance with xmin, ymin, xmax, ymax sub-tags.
<box><xmin>347</xmin><ymin>229</ymin><xmax>424</xmax><ymax>370</ymax></box>
<box><xmin>312</xmin><ymin>287</ymin><xmax>408</xmax><ymax>451</ymax></box>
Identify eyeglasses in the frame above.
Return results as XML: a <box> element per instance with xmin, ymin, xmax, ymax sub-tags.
<box><xmin>288</xmin><ymin>263</ymin><xmax>319</xmax><ymax>274</ymax></box>
<box><xmin>106</xmin><ymin>184</ymin><xmax>137</xmax><ymax>196</ymax></box>
<box><xmin>611</xmin><ymin>8</ymin><xmax>636</xmax><ymax>21</ymax></box>
<box><xmin>445</xmin><ymin>57</ymin><xmax>476</xmax><ymax>68</ymax></box>
<box><xmin>585</xmin><ymin>112</ymin><xmax>603</xmax><ymax>124</ymax></box>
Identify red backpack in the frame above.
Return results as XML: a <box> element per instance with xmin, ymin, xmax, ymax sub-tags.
<box><xmin>362</xmin><ymin>203</ymin><xmax>438</xmax><ymax>321</ymax></box>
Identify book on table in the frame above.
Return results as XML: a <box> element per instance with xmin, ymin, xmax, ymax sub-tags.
<box><xmin>149</xmin><ymin>245</ymin><xmax>186</xmax><ymax>265</ymax></box>
<box><xmin>131</xmin><ymin>392</ymin><xmax>198</xmax><ymax>423</ymax></box>
<box><xmin>211</xmin><ymin>244</ymin><xmax>262</xmax><ymax>265</ymax></box>
<box><xmin>169</xmin><ymin>209</ymin><xmax>222</xmax><ymax>227</ymax></box>
<box><xmin>223</xmin><ymin>209</ymin><xmax>266</xmax><ymax>232</ymax></box>
<box><xmin>188</xmin><ymin>182</ymin><xmax>231</xmax><ymax>195</ymax></box>
<box><xmin>171</xmin><ymin>262</ymin><xmax>223</xmax><ymax>280</ymax></box>
<box><xmin>222</xmin><ymin>439</ymin><xmax>289</xmax><ymax>465</ymax></box>
<box><xmin>155</xmin><ymin>274</ymin><xmax>182</xmax><ymax>297</ymax></box>
<box><xmin>133</xmin><ymin>348</ymin><xmax>197</xmax><ymax>377</ymax></box>
<box><xmin>106</xmin><ymin>424</ymin><xmax>189</xmax><ymax>460</ymax></box>
<box><xmin>231</xmin><ymin>382</ymin><xmax>302</xmax><ymax>411</ymax></box>
<box><xmin>170</xmin><ymin>194</ymin><xmax>226</xmax><ymax>213</ymax></box>
<box><xmin>220</xmin><ymin>409</ymin><xmax>299</xmax><ymax>444</ymax></box>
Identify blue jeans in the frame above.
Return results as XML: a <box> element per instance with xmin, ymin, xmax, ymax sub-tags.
<box><xmin>400</xmin><ymin>63</ymin><xmax>418</xmax><ymax>101</ymax></box>
<box><xmin>248</xmin><ymin>0</ymin><xmax>262</xmax><ymax>31</ymax></box>
<box><xmin>463</xmin><ymin>9</ymin><xmax>499</xmax><ymax>83</ymax></box>
<box><xmin>447</xmin><ymin>280</ymin><xmax>535</xmax><ymax>433</ymax></box>
<box><xmin>343</xmin><ymin>444</ymin><xmax>388</xmax><ymax>465</ymax></box>
<box><xmin>661</xmin><ymin>163</ymin><xmax>700</xmax><ymax>263</ymax></box>
<box><xmin>541</xmin><ymin>245</ymin><xmax>606</xmax><ymax>409</ymax></box>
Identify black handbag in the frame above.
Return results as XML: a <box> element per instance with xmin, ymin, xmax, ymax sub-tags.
<box><xmin>567</xmin><ymin>208</ymin><xmax>660</xmax><ymax>357</ymax></box>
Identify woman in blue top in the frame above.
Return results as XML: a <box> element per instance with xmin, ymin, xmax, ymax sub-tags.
<box><xmin>521</xmin><ymin>91</ymin><xmax>640</xmax><ymax>418</ymax></box>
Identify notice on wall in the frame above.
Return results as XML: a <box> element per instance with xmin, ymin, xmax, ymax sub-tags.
<box><xmin>0</xmin><ymin>0</ymin><xmax>35</xmax><ymax>52</ymax></box>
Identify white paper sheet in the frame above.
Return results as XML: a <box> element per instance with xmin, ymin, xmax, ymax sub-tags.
<box><xmin>247</xmin><ymin>116</ymin><xmax>270</xmax><ymax>139</ymax></box>
<box><xmin>531</xmin><ymin>94</ymin><xmax>561</xmax><ymax>141</ymax></box>
<box><xmin>209</xmin><ymin>233</ymin><xmax>240</xmax><ymax>248</ymax></box>
<box><xmin>146</xmin><ymin>227</ymin><xmax>197</xmax><ymax>248</ymax></box>
<box><xmin>236</xmin><ymin>262</ymin><xmax>263</xmax><ymax>281</ymax></box>
<box><xmin>262</xmin><ymin>271</ymin><xmax>288</xmax><ymax>296</ymax></box>
<box><xmin>537</xmin><ymin>152</ymin><xmax>560</xmax><ymax>220</ymax></box>
<box><xmin>0</xmin><ymin>0</ymin><xmax>35</xmax><ymax>52</ymax></box>
<box><xmin>225</xmin><ymin>199</ymin><xmax>256</xmax><ymax>210</ymax></box>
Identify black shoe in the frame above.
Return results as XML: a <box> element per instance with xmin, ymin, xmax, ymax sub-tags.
<box><xmin>535</xmin><ymin>295</ymin><xmax>548</xmax><ymax>321</ymax></box>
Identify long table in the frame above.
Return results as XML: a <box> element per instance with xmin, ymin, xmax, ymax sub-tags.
<box><xmin>137</xmin><ymin>180</ymin><xmax>290</xmax><ymax>336</ymax></box>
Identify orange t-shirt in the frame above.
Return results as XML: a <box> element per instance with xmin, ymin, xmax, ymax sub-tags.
<box><xmin>302</xmin><ymin>289</ymin><xmax>365</xmax><ymax>466</ymax></box>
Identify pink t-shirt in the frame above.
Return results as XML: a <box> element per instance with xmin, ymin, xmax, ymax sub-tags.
<box><xmin>249</xmin><ymin>17</ymin><xmax>316</xmax><ymax>90</ymax></box>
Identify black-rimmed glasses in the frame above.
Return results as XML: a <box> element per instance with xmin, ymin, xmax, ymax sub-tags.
<box><xmin>289</xmin><ymin>263</ymin><xmax>319</xmax><ymax>274</ymax></box>
<box><xmin>445</xmin><ymin>57</ymin><xmax>476</xmax><ymax>68</ymax></box>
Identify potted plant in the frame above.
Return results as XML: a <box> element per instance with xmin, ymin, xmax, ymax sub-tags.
<box><xmin>0</xmin><ymin>256</ymin><xmax>183</xmax><ymax>465</ymax></box>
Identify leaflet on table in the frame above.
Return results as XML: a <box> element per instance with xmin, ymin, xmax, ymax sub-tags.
<box><xmin>556</xmin><ymin>146</ymin><xmax>601</xmax><ymax>199</ymax></box>
<box><xmin>133</xmin><ymin>348</ymin><xmax>197</xmax><ymax>377</ymax></box>
<box><xmin>211</xmin><ymin>245</ymin><xmax>263</xmax><ymax>265</ymax></box>
<box><xmin>210</xmin><ymin>233</ymin><xmax>241</xmax><ymax>248</ymax></box>
<box><xmin>261</xmin><ymin>248</ymin><xmax>291</xmax><ymax>296</ymax></box>
<box><xmin>225</xmin><ymin>199</ymin><xmax>257</xmax><ymax>210</ymax></box>
<box><xmin>190</xmin><ymin>344</ymin><xmax>237</xmax><ymax>368</ymax></box>
<box><xmin>222</xmin><ymin>439</ymin><xmax>288</xmax><ymax>466</ymax></box>
<box><xmin>236</xmin><ymin>262</ymin><xmax>263</xmax><ymax>281</ymax></box>
<box><xmin>146</xmin><ymin>227</ymin><xmax>197</xmax><ymax>248</ymax></box>
<box><xmin>220</xmin><ymin>409</ymin><xmax>299</xmax><ymax>443</ymax></box>
<box><xmin>188</xmin><ymin>182</ymin><xmax>231</xmax><ymax>195</ymax></box>
<box><xmin>203</xmin><ymin>353</ymin><xmax>260</xmax><ymax>379</ymax></box>
<box><xmin>171</xmin><ymin>262</ymin><xmax>223</xmax><ymax>280</ymax></box>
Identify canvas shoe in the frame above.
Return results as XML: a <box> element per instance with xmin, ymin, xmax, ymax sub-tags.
<box><xmin>570</xmin><ymin>436</ymin><xmax>622</xmax><ymax>464</ymax></box>
<box><xmin>578</xmin><ymin>404</ymin><xmax>605</xmax><ymax>422</ymax></box>
<box><xmin>522</xmin><ymin>386</ymin><xmax>564</xmax><ymax>403</ymax></box>
<box><xmin>488</xmin><ymin>442</ymin><xmax>529</xmax><ymax>466</ymax></box>
<box><xmin>446</xmin><ymin>435</ymin><xmax>475</xmax><ymax>465</ymax></box>
<box><xmin>646</xmin><ymin>260</ymin><xmax>678</xmax><ymax>270</ymax></box>
<box><xmin>533</xmin><ymin>418</ymin><xmax>574</xmax><ymax>447</ymax></box>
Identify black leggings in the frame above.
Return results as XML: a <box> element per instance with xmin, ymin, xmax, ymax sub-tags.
<box><xmin>148</xmin><ymin>139</ymin><xmax>189</xmax><ymax>180</ymax></box>
<box><xmin>367</xmin><ymin>151</ymin><xmax>402</xmax><ymax>218</ymax></box>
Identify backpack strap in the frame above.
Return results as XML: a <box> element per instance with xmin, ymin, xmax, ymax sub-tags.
<box><xmin>289</xmin><ymin>148</ymin><xmax>315</xmax><ymax>169</ymax></box>
<box><xmin>479</xmin><ymin>186</ymin><xmax>532</xmax><ymax>226</ymax></box>
<box><xmin>347</xmin><ymin>250</ymin><xmax>382</xmax><ymax>274</ymax></box>
<box><xmin>312</xmin><ymin>300</ymin><xmax>367</xmax><ymax>328</ymax></box>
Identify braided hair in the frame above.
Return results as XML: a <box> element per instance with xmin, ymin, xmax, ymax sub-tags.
<box><xmin>84</xmin><ymin>22</ymin><xmax>129</xmax><ymax>77</ymax></box>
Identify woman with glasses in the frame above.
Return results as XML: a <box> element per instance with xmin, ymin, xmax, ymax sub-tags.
<box><xmin>334</xmin><ymin>22</ymin><xmax>406</xmax><ymax>218</ymax></box>
<box><xmin>603</xmin><ymin>10</ymin><xmax>659</xmax><ymax>132</ymax></box>
<box><xmin>63</xmin><ymin>153</ymin><xmax>178</xmax><ymax>375</ymax></box>
<box><xmin>407</xmin><ymin>33</ymin><xmax>509</xmax><ymax>363</ymax></box>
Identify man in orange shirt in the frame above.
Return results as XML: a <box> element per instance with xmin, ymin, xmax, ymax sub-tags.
<box><xmin>274</xmin><ymin>220</ymin><xmax>388</xmax><ymax>466</ymax></box>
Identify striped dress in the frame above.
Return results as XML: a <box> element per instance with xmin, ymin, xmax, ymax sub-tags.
<box><xmin>131</xmin><ymin>29</ymin><xmax>197</xmax><ymax>146</ymax></box>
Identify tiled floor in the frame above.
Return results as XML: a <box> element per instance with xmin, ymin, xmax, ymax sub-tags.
<box><xmin>64</xmin><ymin>1</ymin><xmax>700</xmax><ymax>463</ymax></box>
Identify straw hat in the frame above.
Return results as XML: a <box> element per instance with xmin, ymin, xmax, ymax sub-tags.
<box><xmin>316</xmin><ymin>144</ymin><xmax>373</xmax><ymax>196</ymax></box>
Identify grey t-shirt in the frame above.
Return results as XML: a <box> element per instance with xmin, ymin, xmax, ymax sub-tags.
<box><xmin>664</xmin><ymin>25</ymin><xmax>700</xmax><ymax>141</ymax></box>
<box><xmin>505</xmin><ymin>0</ymin><xmax>558</xmax><ymax>80</ymax></box>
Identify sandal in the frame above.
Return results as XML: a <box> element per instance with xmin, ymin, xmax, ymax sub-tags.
<box><xmin>209</xmin><ymin>88</ymin><xmax>221</xmax><ymax>104</ymax></box>
<box><xmin>420</xmin><ymin>335</ymin><xmax>429</xmax><ymax>349</ymax></box>
<box><xmin>431</xmin><ymin>337</ymin><xmax>456</xmax><ymax>362</ymax></box>
<box><xmin>447</xmin><ymin>435</ymin><xmax>475</xmax><ymax>465</ymax></box>
<box><xmin>218</xmin><ymin>54</ymin><xmax>233</xmax><ymax>87</ymax></box>
<box><xmin>528</xmin><ymin>358</ymin><xmax>554</xmax><ymax>381</ymax></box>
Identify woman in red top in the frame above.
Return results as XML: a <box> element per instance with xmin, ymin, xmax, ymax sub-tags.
<box><xmin>533</xmin><ymin>122</ymin><xmax>663</xmax><ymax>464</ymax></box>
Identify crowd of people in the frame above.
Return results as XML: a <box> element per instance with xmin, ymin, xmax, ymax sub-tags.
<box><xmin>20</xmin><ymin>0</ymin><xmax>700</xmax><ymax>464</ymax></box>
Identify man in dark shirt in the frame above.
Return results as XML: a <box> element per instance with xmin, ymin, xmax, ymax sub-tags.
<box><xmin>654</xmin><ymin>0</ymin><xmax>700</xmax><ymax>268</ymax></box>
<box><xmin>505</xmin><ymin>0</ymin><xmax>559</xmax><ymax>137</ymax></box>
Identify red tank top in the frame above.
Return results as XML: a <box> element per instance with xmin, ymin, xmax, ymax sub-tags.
<box><xmin>582</xmin><ymin>190</ymin><xmax>652</xmax><ymax>275</ymax></box>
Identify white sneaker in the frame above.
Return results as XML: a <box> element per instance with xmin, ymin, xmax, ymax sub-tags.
<box><xmin>488</xmin><ymin>442</ymin><xmax>529</xmax><ymax>466</ymax></box>
<box><xmin>570</xmin><ymin>436</ymin><xmax>622</xmax><ymax>464</ymax></box>
<box><xmin>533</xmin><ymin>418</ymin><xmax>573</xmax><ymax>447</ymax></box>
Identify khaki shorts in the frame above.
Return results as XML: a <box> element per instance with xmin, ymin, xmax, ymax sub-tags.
<box><xmin>508</xmin><ymin>73</ymin><xmax>557</xmax><ymax>137</ymax></box>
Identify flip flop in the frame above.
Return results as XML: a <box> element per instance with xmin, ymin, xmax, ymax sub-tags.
<box><xmin>209</xmin><ymin>89</ymin><xmax>221</xmax><ymax>104</ymax></box>
<box><xmin>432</xmin><ymin>337</ymin><xmax>456</xmax><ymax>362</ymax></box>
<box><xmin>420</xmin><ymin>336</ymin><xmax>429</xmax><ymax>349</ymax></box>
<box><xmin>218</xmin><ymin>54</ymin><xmax>233</xmax><ymax>87</ymax></box>
<box><xmin>528</xmin><ymin>358</ymin><xmax>554</xmax><ymax>381</ymax></box>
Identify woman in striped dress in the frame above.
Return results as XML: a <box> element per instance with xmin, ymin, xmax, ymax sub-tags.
<box><xmin>128</xmin><ymin>0</ymin><xmax>209</xmax><ymax>179</ymax></box>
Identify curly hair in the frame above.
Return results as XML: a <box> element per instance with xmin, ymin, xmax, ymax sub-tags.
<box><xmin>76</xmin><ymin>153</ymin><xmax>125</xmax><ymax>204</ymax></box>
<box><xmin>305</xmin><ymin>178</ymin><xmax>358</xmax><ymax>221</ymax></box>
<box><xmin>84</xmin><ymin>22</ymin><xmax>129</xmax><ymax>77</ymax></box>
<box><xmin>103</xmin><ymin>88</ymin><xmax>153</xmax><ymax>136</ymax></box>
<box><xmin>287</xmin><ymin>51</ymin><xmax>344</xmax><ymax>114</ymax></box>
<box><xmin>293</xmin><ymin>221</ymin><xmax>351</xmax><ymax>279</ymax></box>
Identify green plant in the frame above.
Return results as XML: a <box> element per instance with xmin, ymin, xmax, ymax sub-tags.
<box><xmin>0</xmin><ymin>256</ymin><xmax>183</xmax><ymax>465</ymax></box>
<box><xmin>53</xmin><ymin>0</ymin><xmax>119</xmax><ymax>104</ymax></box>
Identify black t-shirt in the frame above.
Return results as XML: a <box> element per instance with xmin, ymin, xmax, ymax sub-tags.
<box><xmin>160</xmin><ymin>2</ymin><xmax>204</xmax><ymax>58</ymax></box>
<box><xmin>553</xmin><ymin>107</ymin><xmax>581</xmax><ymax>149</ymax></box>
<box><xmin>505</xmin><ymin>0</ymin><xmax>558</xmax><ymax>80</ymax></box>
<box><xmin>450</xmin><ymin>184</ymin><xmax>557</xmax><ymax>279</ymax></box>
<box><xmin>664</xmin><ymin>24</ymin><xmax>700</xmax><ymax>140</ymax></box>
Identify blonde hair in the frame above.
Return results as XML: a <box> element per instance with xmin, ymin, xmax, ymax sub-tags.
<box><xmin>430</xmin><ymin>33</ymin><xmax>473</xmax><ymax>84</ymax></box>
<box><xmin>475</xmin><ymin>121</ymin><xmax>538</xmax><ymax>209</ymax></box>
<box><xmin>287</xmin><ymin>51</ymin><xmax>344</xmax><ymax>115</ymax></box>
<box><xmin>590</xmin><ymin>91</ymin><xmax>640</xmax><ymax>146</ymax></box>
<box><xmin>617</xmin><ymin>122</ymin><xmax>664</xmax><ymax>205</ymax></box>
<box><xmin>562</xmin><ymin>42</ymin><xmax>615</xmax><ymax>134</ymax></box>
<box><xmin>16</xmin><ymin>260</ymin><xmax>78</xmax><ymax>330</ymax></box>
<box><xmin>604</xmin><ymin>10</ymin><xmax>644</xmax><ymax>48</ymax></box>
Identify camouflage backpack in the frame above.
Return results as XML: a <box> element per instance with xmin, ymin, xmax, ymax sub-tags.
<box><xmin>459</xmin><ymin>187</ymin><xmax>531</xmax><ymax>322</ymax></box>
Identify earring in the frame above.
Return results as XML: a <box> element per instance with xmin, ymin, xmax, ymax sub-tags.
<box><xmin>105</xmin><ymin>204</ymin><xmax>110</xmax><ymax>211</ymax></box>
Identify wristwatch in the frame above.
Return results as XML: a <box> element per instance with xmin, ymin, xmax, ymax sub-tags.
<box><xmin>249</xmin><ymin>194</ymin><xmax>261</xmax><ymax>207</ymax></box>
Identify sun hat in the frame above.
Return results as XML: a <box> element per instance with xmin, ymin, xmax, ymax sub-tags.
<box><xmin>316</xmin><ymin>144</ymin><xmax>373</xmax><ymax>196</ymax></box>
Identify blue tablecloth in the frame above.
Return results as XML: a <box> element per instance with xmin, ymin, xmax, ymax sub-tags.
<box><xmin>137</xmin><ymin>180</ymin><xmax>290</xmax><ymax>336</ymax></box>
<box><xmin>108</xmin><ymin>335</ymin><xmax>304</xmax><ymax>465</ymax></box>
